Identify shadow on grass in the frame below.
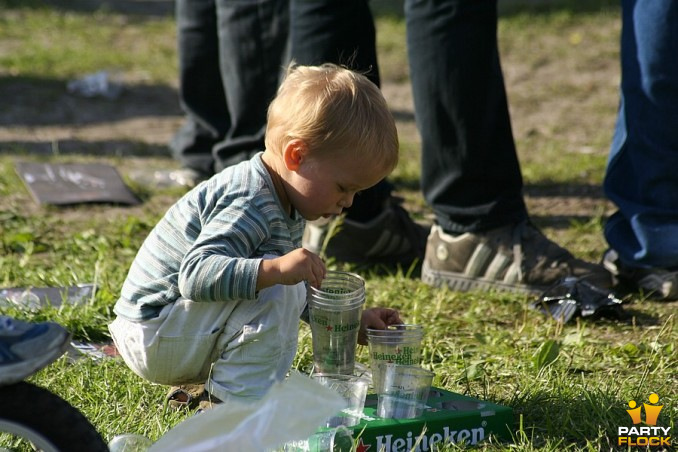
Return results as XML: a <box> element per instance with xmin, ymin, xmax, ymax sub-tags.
<box><xmin>530</xmin><ymin>213</ymin><xmax>606</xmax><ymax>230</ymax></box>
<box><xmin>0</xmin><ymin>74</ymin><xmax>180</xmax><ymax>157</ymax></box>
<box><xmin>613</xmin><ymin>306</ymin><xmax>664</xmax><ymax>326</ymax></box>
<box><xmin>391</xmin><ymin>109</ymin><xmax>416</xmax><ymax>125</ymax></box>
<box><xmin>526</xmin><ymin>182</ymin><xmax>611</xmax><ymax>229</ymax></box>
<box><xmin>0</xmin><ymin>75</ymin><xmax>181</xmax><ymax>126</ymax></box>
<box><xmin>525</xmin><ymin>183</ymin><xmax>605</xmax><ymax>199</ymax></box>
<box><xmin>1</xmin><ymin>139</ymin><xmax>171</xmax><ymax>157</ymax></box>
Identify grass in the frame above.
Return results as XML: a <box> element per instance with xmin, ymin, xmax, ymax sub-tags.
<box><xmin>1</xmin><ymin>0</ymin><xmax>676</xmax><ymax>450</ymax></box>
<box><xmin>0</xmin><ymin>3</ymin><xmax>176</xmax><ymax>83</ymax></box>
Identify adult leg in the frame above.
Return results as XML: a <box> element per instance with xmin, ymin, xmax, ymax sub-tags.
<box><xmin>406</xmin><ymin>0</ymin><xmax>526</xmax><ymax>233</ymax></box>
<box><xmin>292</xmin><ymin>0</ymin><xmax>426</xmax><ymax>265</ymax></box>
<box><xmin>170</xmin><ymin>0</ymin><xmax>226</xmax><ymax>176</ymax></box>
<box><xmin>409</xmin><ymin>0</ymin><xmax>611</xmax><ymax>292</ymax></box>
<box><xmin>602</xmin><ymin>0</ymin><xmax>678</xmax><ymax>299</ymax></box>
<box><xmin>291</xmin><ymin>0</ymin><xmax>391</xmax><ymax>220</ymax></box>
<box><xmin>212</xmin><ymin>0</ymin><xmax>290</xmax><ymax>172</ymax></box>
<box><xmin>291</xmin><ymin>0</ymin><xmax>380</xmax><ymax>87</ymax></box>
<box><xmin>170</xmin><ymin>0</ymin><xmax>290</xmax><ymax>177</ymax></box>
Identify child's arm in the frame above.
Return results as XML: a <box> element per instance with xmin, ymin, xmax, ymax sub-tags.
<box><xmin>358</xmin><ymin>307</ymin><xmax>402</xmax><ymax>345</ymax></box>
<box><xmin>257</xmin><ymin>248</ymin><xmax>326</xmax><ymax>291</ymax></box>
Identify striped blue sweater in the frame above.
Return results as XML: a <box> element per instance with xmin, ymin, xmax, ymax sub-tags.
<box><xmin>114</xmin><ymin>153</ymin><xmax>304</xmax><ymax>321</ymax></box>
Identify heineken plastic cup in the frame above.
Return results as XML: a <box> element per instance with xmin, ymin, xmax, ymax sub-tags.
<box><xmin>282</xmin><ymin>426</ymin><xmax>354</xmax><ymax>451</ymax></box>
<box><xmin>366</xmin><ymin>324</ymin><xmax>424</xmax><ymax>393</ymax></box>
<box><xmin>312</xmin><ymin>373</ymin><xmax>369</xmax><ymax>427</ymax></box>
<box><xmin>308</xmin><ymin>271</ymin><xmax>366</xmax><ymax>374</ymax></box>
<box><xmin>376</xmin><ymin>364</ymin><xmax>434</xmax><ymax>419</ymax></box>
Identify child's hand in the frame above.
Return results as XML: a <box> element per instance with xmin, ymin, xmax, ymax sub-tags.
<box><xmin>257</xmin><ymin>248</ymin><xmax>326</xmax><ymax>290</ymax></box>
<box><xmin>358</xmin><ymin>307</ymin><xmax>402</xmax><ymax>345</ymax></box>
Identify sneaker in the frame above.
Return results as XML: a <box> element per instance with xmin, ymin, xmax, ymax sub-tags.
<box><xmin>302</xmin><ymin>198</ymin><xmax>428</xmax><ymax>266</ymax></box>
<box><xmin>421</xmin><ymin>221</ymin><xmax>613</xmax><ymax>294</ymax></box>
<box><xmin>602</xmin><ymin>249</ymin><xmax>678</xmax><ymax>300</ymax></box>
<box><xmin>0</xmin><ymin>316</ymin><xmax>72</xmax><ymax>385</ymax></box>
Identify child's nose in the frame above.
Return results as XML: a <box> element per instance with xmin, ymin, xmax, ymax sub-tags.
<box><xmin>339</xmin><ymin>194</ymin><xmax>354</xmax><ymax>209</ymax></box>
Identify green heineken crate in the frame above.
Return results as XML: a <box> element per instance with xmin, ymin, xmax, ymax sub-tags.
<box><xmin>320</xmin><ymin>387</ymin><xmax>514</xmax><ymax>451</ymax></box>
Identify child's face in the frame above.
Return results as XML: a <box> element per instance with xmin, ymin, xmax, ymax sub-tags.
<box><xmin>288</xmin><ymin>152</ymin><xmax>388</xmax><ymax>221</ymax></box>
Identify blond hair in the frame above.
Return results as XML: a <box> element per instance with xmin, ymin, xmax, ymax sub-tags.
<box><xmin>265</xmin><ymin>63</ymin><xmax>399</xmax><ymax>174</ymax></box>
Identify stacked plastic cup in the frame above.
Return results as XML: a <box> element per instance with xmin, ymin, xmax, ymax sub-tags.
<box><xmin>376</xmin><ymin>363</ymin><xmax>435</xmax><ymax>419</ymax></box>
<box><xmin>312</xmin><ymin>373</ymin><xmax>369</xmax><ymax>427</ymax></box>
<box><xmin>307</xmin><ymin>271</ymin><xmax>366</xmax><ymax>374</ymax></box>
<box><xmin>366</xmin><ymin>324</ymin><xmax>424</xmax><ymax>393</ymax></box>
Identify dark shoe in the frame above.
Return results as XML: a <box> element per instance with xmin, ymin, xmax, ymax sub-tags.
<box><xmin>422</xmin><ymin>220</ymin><xmax>613</xmax><ymax>294</ymax></box>
<box><xmin>302</xmin><ymin>198</ymin><xmax>428</xmax><ymax>266</ymax></box>
<box><xmin>602</xmin><ymin>249</ymin><xmax>678</xmax><ymax>300</ymax></box>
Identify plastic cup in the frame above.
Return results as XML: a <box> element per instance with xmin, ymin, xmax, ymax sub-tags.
<box><xmin>312</xmin><ymin>373</ymin><xmax>369</xmax><ymax>427</ymax></box>
<box><xmin>108</xmin><ymin>434</ymin><xmax>153</xmax><ymax>452</ymax></box>
<box><xmin>282</xmin><ymin>426</ymin><xmax>354</xmax><ymax>452</ymax></box>
<box><xmin>366</xmin><ymin>324</ymin><xmax>424</xmax><ymax>393</ymax></box>
<box><xmin>307</xmin><ymin>271</ymin><xmax>365</xmax><ymax>374</ymax></box>
<box><xmin>376</xmin><ymin>364</ymin><xmax>434</xmax><ymax>419</ymax></box>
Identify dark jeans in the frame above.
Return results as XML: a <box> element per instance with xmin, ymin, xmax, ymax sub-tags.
<box><xmin>290</xmin><ymin>0</ymin><xmax>392</xmax><ymax>221</ymax></box>
<box><xmin>603</xmin><ymin>0</ymin><xmax>678</xmax><ymax>269</ymax></box>
<box><xmin>171</xmin><ymin>0</ymin><xmax>290</xmax><ymax>176</ymax></box>
<box><xmin>291</xmin><ymin>0</ymin><xmax>527</xmax><ymax>231</ymax></box>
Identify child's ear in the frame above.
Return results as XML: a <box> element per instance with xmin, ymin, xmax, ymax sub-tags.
<box><xmin>282</xmin><ymin>139</ymin><xmax>308</xmax><ymax>171</ymax></box>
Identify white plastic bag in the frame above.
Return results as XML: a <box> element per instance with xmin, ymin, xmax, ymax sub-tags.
<box><xmin>148</xmin><ymin>371</ymin><xmax>346</xmax><ymax>452</ymax></box>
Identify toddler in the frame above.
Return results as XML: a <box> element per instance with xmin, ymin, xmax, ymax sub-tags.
<box><xmin>110</xmin><ymin>64</ymin><xmax>402</xmax><ymax>404</ymax></box>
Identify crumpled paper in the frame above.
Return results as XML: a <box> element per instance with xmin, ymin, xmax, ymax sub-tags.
<box><xmin>531</xmin><ymin>276</ymin><xmax>625</xmax><ymax>323</ymax></box>
<box><xmin>148</xmin><ymin>371</ymin><xmax>346</xmax><ymax>452</ymax></box>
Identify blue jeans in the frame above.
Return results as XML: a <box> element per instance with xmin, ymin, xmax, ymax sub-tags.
<box><xmin>290</xmin><ymin>0</ymin><xmax>527</xmax><ymax>230</ymax></box>
<box><xmin>603</xmin><ymin>0</ymin><xmax>678</xmax><ymax>269</ymax></box>
<box><xmin>171</xmin><ymin>0</ymin><xmax>289</xmax><ymax>175</ymax></box>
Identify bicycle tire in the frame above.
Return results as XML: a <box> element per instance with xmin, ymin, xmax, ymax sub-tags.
<box><xmin>0</xmin><ymin>381</ymin><xmax>108</xmax><ymax>452</ymax></box>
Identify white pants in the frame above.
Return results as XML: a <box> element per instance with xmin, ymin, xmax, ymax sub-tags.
<box><xmin>109</xmin><ymin>282</ymin><xmax>306</xmax><ymax>403</ymax></box>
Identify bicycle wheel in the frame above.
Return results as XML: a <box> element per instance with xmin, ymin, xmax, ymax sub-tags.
<box><xmin>0</xmin><ymin>381</ymin><xmax>108</xmax><ymax>452</ymax></box>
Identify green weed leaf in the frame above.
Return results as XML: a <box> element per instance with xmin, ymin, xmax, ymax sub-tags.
<box><xmin>533</xmin><ymin>339</ymin><xmax>560</xmax><ymax>371</ymax></box>
<box><xmin>464</xmin><ymin>360</ymin><xmax>485</xmax><ymax>381</ymax></box>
